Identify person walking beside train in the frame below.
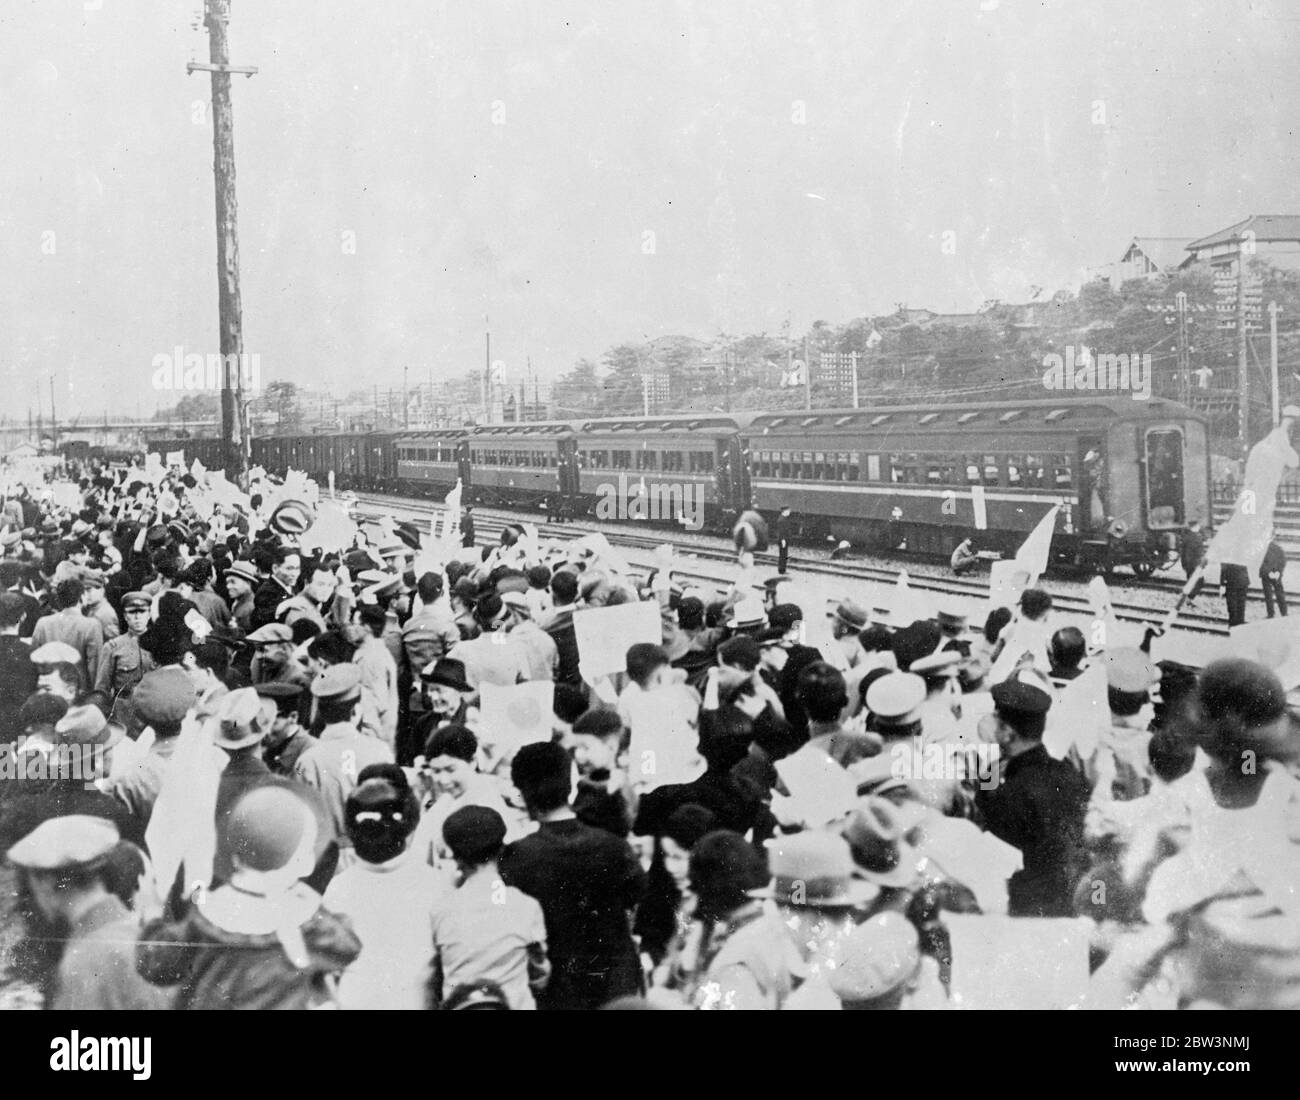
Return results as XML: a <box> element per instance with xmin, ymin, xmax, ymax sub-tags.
<box><xmin>1260</xmin><ymin>533</ymin><xmax>1287</xmax><ymax>618</ymax></box>
<box><xmin>774</xmin><ymin>507</ymin><xmax>792</xmax><ymax>574</ymax></box>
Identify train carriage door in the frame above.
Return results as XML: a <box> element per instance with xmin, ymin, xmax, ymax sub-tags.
<box><xmin>1077</xmin><ymin>435</ymin><xmax>1107</xmax><ymax>533</ymax></box>
<box><xmin>714</xmin><ymin>438</ymin><xmax>736</xmax><ymax>515</ymax></box>
<box><xmin>456</xmin><ymin>441</ymin><xmax>472</xmax><ymax>490</ymax></box>
<box><xmin>731</xmin><ymin>435</ymin><xmax>753</xmax><ymax>510</ymax></box>
<box><xmin>1142</xmin><ymin>426</ymin><xmax>1186</xmax><ymax>530</ymax></box>
<box><xmin>557</xmin><ymin>438</ymin><xmax>579</xmax><ymax>500</ymax></box>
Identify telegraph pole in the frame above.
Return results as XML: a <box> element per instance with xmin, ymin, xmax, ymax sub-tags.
<box><xmin>1236</xmin><ymin>254</ymin><xmax>1249</xmax><ymax>451</ymax></box>
<box><xmin>1269</xmin><ymin>301</ymin><xmax>1282</xmax><ymax>427</ymax></box>
<box><xmin>403</xmin><ymin>365</ymin><xmax>409</xmax><ymax>428</ymax></box>
<box><xmin>190</xmin><ymin>0</ymin><xmax>257</xmax><ymax>484</ymax></box>
<box><xmin>483</xmin><ymin>318</ymin><xmax>491</xmax><ymax>424</ymax></box>
<box><xmin>48</xmin><ymin>377</ymin><xmax>57</xmax><ymax>449</ymax></box>
<box><xmin>1174</xmin><ymin>290</ymin><xmax>1189</xmax><ymax>405</ymax></box>
<box><xmin>803</xmin><ymin>336</ymin><xmax>811</xmax><ymax>411</ymax></box>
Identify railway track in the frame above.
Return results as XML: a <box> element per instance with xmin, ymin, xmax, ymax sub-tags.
<box><xmin>348</xmin><ymin>491</ymin><xmax>1230</xmax><ymax>637</ymax></box>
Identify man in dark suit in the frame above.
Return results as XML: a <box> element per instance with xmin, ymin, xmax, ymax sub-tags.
<box><xmin>974</xmin><ymin>678</ymin><xmax>1090</xmax><ymax>918</ymax></box>
<box><xmin>0</xmin><ymin>593</ymin><xmax>35</xmax><ymax>743</ymax></box>
<box><xmin>250</xmin><ymin>548</ymin><xmax>301</xmax><ymax>632</ymax></box>
<box><xmin>542</xmin><ymin>570</ymin><xmax>582</xmax><ymax>686</ymax></box>
<box><xmin>500</xmin><ymin>742</ymin><xmax>646</xmax><ymax>1010</ymax></box>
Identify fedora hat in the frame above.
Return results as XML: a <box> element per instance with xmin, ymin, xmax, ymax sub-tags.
<box><xmin>421</xmin><ymin>657</ymin><xmax>472</xmax><ymax>693</ymax></box>
<box><xmin>843</xmin><ymin>797</ymin><xmax>923</xmax><ymax>888</ymax></box>
<box><xmin>269</xmin><ymin>499</ymin><xmax>315</xmax><ymax>537</ymax></box>
<box><xmin>754</xmin><ymin>832</ymin><xmax>878</xmax><ymax>909</ymax></box>
<box><xmin>832</xmin><ymin>599</ymin><xmax>869</xmax><ymax>632</ymax></box>
<box><xmin>224</xmin><ymin>560</ymin><xmax>260</xmax><ymax>587</ymax></box>
<box><xmin>211</xmin><ymin>687</ymin><xmax>270</xmax><ymax>750</ymax></box>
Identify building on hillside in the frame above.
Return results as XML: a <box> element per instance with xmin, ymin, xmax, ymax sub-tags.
<box><xmin>1101</xmin><ymin>237</ymin><xmax>1197</xmax><ymax>288</ymax></box>
<box><xmin>1185</xmin><ymin>215</ymin><xmax>1300</xmax><ymax>271</ymax></box>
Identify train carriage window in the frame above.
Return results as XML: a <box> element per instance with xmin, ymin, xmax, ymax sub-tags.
<box><xmin>982</xmin><ymin>455</ymin><xmax>1001</xmax><ymax>487</ymax></box>
<box><xmin>866</xmin><ymin>454</ymin><xmax>880</xmax><ymax>481</ymax></box>
<box><xmin>802</xmin><ymin>452</ymin><xmax>815</xmax><ymax>480</ymax></box>
<box><xmin>889</xmin><ymin>453</ymin><xmax>920</xmax><ymax>484</ymax></box>
<box><xmin>662</xmin><ymin>450</ymin><xmax>683</xmax><ymax>473</ymax></box>
<box><xmin>814</xmin><ymin>452</ymin><xmax>828</xmax><ymax>479</ymax></box>
<box><xmin>1052</xmin><ymin>454</ymin><xmax>1073</xmax><ymax>489</ymax></box>
<box><xmin>965</xmin><ymin>459</ymin><xmax>981</xmax><ymax>484</ymax></box>
<box><xmin>637</xmin><ymin>450</ymin><xmax>658</xmax><ymax>471</ymax></box>
<box><xmin>926</xmin><ymin>456</ymin><xmax>958</xmax><ymax>485</ymax></box>
<box><xmin>1006</xmin><ymin>458</ymin><xmax>1023</xmax><ymax>487</ymax></box>
<box><xmin>1022</xmin><ymin>454</ymin><xmax>1046</xmax><ymax>488</ymax></box>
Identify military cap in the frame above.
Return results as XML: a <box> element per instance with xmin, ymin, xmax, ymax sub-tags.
<box><xmin>865</xmin><ymin>672</ymin><xmax>927</xmax><ymax>726</ymax></box>
<box><xmin>121</xmin><ymin>591</ymin><xmax>152</xmax><ymax>612</ymax></box>
<box><xmin>909</xmin><ymin>649</ymin><xmax>963</xmax><ymax>677</ymax></box>
<box><xmin>990</xmin><ymin>677</ymin><xmax>1052</xmax><ymax>738</ymax></box>
<box><xmin>78</xmin><ymin>569</ymin><xmax>106</xmax><ymax>589</ymax></box>
<box><xmin>71</xmin><ymin>519</ymin><xmax>94</xmax><ymax>538</ymax></box>
<box><xmin>6</xmin><ymin>815</ymin><xmax>119</xmax><ymax>873</ymax></box>
<box><xmin>310</xmin><ymin>662</ymin><xmax>362</xmax><ymax>701</ymax></box>
<box><xmin>0</xmin><ymin>529</ymin><xmax>19</xmax><ymax>550</ymax></box>
<box><xmin>30</xmin><ymin>641</ymin><xmax>81</xmax><ymax>666</ymax></box>
<box><xmin>246</xmin><ymin>623</ymin><xmax>293</xmax><ymax>645</ymax></box>
<box><xmin>253</xmin><ymin>681</ymin><xmax>305</xmax><ymax>701</ymax></box>
<box><xmin>132</xmin><ymin>668</ymin><xmax>196</xmax><ymax>726</ymax></box>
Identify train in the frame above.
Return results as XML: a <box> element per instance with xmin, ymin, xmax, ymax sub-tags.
<box><xmin>148</xmin><ymin>396</ymin><xmax>1211</xmax><ymax>576</ymax></box>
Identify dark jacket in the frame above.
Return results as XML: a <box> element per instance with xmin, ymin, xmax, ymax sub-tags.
<box><xmin>499</xmin><ymin>817</ymin><xmax>646</xmax><ymax>1010</ymax></box>
<box><xmin>974</xmin><ymin>744</ymin><xmax>1089</xmax><ymax>918</ymax></box>
<box><xmin>633</xmin><ymin>770</ymin><xmax>772</xmax><ymax>841</ymax></box>
<box><xmin>1261</xmin><ymin>540</ymin><xmax>1286</xmax><ymax>578</ymax></box>
<box><xmin>0</xmin><ymin>635</ymin><xmax>36</xmax><ymax>742</ymax></box>
<box><xmin>137</xmin><ymin>894</ymin><xmax>361</xmax><ymax>1010</ymax></box>
<box><xmin>544</xmin><ymin>607</ymin><xmax>582</xmax><ymax>686</ymax></box>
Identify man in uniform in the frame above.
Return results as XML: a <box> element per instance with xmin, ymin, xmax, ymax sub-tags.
<box><xmin>94</xmin><ymin>591</ymin><xmax>155</xmax><ymax>704</ymax></box>
<box><xmin>294</xmin><ymin>664</ymin><xmax>393</xmax><ymax>839</ymax></box>
<box><xmin>974</xmin><ymin>678</ymin><xmax>1090</xmax><ymax>917</ymax></box>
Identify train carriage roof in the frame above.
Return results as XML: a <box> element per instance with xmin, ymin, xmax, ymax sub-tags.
<box><xmin>747</xmin><ymin>397</ymin><xmax>1205</xmax><ymax>434</ymax></box>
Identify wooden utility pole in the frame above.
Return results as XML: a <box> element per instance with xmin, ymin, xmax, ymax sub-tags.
<box><xmin>803</xmin><ymin>337</ymin><xmax>811</xmax><ymax>411</ymax></box>
<box><xmin>1269</xmin><ymin>301</ymin><xmax>1281</xmax><ymax>427</ymax></box>
<box><xmin>190</xmin><ymin>0</ymin><xmax>257</xmax><ymax>485</ymax></box>
<box><xmin>1236</xmin><ymin>254</ymin><xmax>1249</xmax><ymax>450</ymax></box>
<box><xmin>483</xmin><ymin>318</ymin><xmax>491</xmax><ymax>424</ymax></box>
<box><xmin>49</xmin><ymin>377</ymin><xmax>57</xmax><ymax>449</ymax></box>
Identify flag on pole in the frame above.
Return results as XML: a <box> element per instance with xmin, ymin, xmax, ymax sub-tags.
<box><xmin>1014</xmin><ymin>505</ymin><xmax>1060</xmax><ymax>586</ymax></box>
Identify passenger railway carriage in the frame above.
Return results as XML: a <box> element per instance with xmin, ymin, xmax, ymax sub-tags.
<box><xmin>742</xmin><ymin>397</ymin><xmax>1209</xmax><ymax>574</ymax></box>
<box><xmin>148</xmin><ymin>394</ymin><xmax>1209</xmax><ymax>575</ymax></box>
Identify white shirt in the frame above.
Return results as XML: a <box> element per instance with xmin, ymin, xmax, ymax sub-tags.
<box><xmin>324</xmin><ymin>846</ymin><xmax>451</xmax><ymax>1010</ymax></box>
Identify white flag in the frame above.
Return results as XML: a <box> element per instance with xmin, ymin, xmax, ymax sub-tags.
<box><xmin>1014</xmin><ymin>505</ymin><xmax>1059</xmax><ymax>586</ymax></box>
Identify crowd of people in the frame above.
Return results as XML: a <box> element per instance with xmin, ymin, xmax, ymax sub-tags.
<box><xmin>0</xmin><ymin>452</ymin><xmax>1296</xmax><ymax>1012</ymax></box>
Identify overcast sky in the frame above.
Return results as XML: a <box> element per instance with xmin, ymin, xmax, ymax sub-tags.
<box><xmin>3</xmin><ymin>0</ymin><xmax>1299</xmax><ymax>419</ymax></box>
